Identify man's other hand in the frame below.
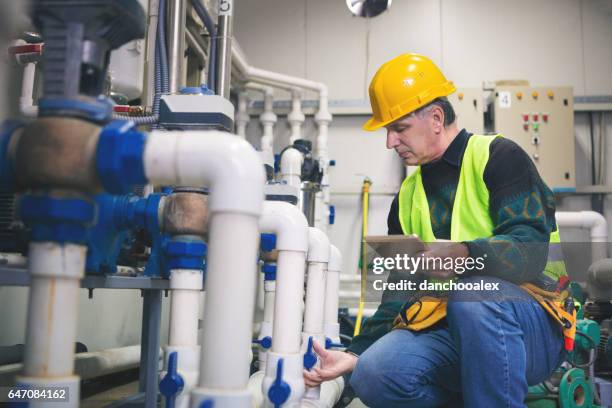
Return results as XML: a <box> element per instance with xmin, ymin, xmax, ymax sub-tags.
<box><xmin>303</xmin><ymin>340</ymin><xmax>358</xmax><ymax>387</ymax></box>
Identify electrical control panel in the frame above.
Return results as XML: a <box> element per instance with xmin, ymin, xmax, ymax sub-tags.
<box><xmin>449</xmin><ymin>87</ymin><xmax>485</xmax><ymax>135</ymax></box>
<box><xmin>492</xmin><ymin>86</ymin><xmax>575</xmax><ymax>191</ymax></box>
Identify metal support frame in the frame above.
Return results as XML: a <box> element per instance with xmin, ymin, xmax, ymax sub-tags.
<box><xmin>0</xmin><ymin>266</ymin><xmax>169</xmax><ymax>407</ymax></box>
<box><xmin>139</xmin><ymin>289</ymin><xmax>163</xmax><ymax>408</ymax></box>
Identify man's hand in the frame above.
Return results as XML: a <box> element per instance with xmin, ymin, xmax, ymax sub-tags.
<box><xmin>419</xmin><ymin>242</ymin><xmax>470</xmax><ymax>280</ymax></box>
<box><xmin>303</xmin><ymin>341</ymin><xmax>358</xmax><ymax>387</ymax></box>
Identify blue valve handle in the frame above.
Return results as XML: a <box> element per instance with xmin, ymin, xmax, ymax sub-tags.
<box><xmin>159</xmin><ymin>351</ymin><xmax>185</xmax><ymax>408</ymax></box>
<box><xmin>252</xmin><ymin>336</ymin><xmax>272</xmax><ymax>349</ymax></box>
<box><xmin>268</xmin><ymin>358</ymin><xmax>291</xmax><ymax>408</ymax></box>
<box><xmin>303</xmin><ymin>336</ymin><xmax>317</xmax><ymax>370</ymax></box>
<box><xmin>325</xmin><ymin>337</ymin><xmax>344</xmax><ymax>349</ymax></box>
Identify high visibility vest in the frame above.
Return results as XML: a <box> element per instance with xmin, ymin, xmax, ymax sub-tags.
<box><xmin>394</xmin><ymin>134</ymin><xmax>576</xmax><ymax>349</ymax></box>
<box><xmin>397</xmin><ymin>133</ymin><xmax>568</xmax><ymax>287</ymax></box>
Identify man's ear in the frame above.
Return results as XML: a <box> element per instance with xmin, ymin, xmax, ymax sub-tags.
<box><xmin>431</xmin><ymin>105</ymin><xmax>445</xmax><ymax>133</ymax></box>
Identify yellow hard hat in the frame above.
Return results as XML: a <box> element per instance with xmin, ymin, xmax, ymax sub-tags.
<box><xmin>363</xmin><ymin>53</ymin><xmax>456</xmax><ymax>131</ymax></box>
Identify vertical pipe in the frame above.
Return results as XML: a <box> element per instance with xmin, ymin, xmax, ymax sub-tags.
<box><xmin>303</xmin><ymin>262</ymin><xmax>327</xmax><ymax>334</ymax></box>
<box><xmin>19</xmin><ymin>242</ymin><xmax>86</xmax><ymax>408</ymax></box>
<box><xmin>197</xmin><ymin>213</ymin><xmax>260</xmax><ymax>389</ymax></box>
<box><xmin>214</xmin><ymin>1</ymin><xmax>233</xmax><ymax>99</ymax></box>
<box><xmin>168</xmin><ymin>270</ymin><xmax>201</xmax><ymax>346</ymax></box>
<box><xmin>271</xmin><ymin>251</ymin><xmax>307</xmax><ymax>354</ymax></box>
<box><xmin>167</xmin><ymin>0</ymin><xmax>186</xmax><ymax>94</ymax></box>
<box><xmin>143</xmin><ymin>0</ymin><xmax>160</xmax><ymax>107</ymax></box>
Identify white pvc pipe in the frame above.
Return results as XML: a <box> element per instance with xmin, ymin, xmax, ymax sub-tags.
<box><xmin>257</xmin><ymin>201</ymin><xmax>309</xmax><ymax>407</ymax></box>
<box><xmin>144</xmin><ymin>130</ymin><xmax>265</xmax><ymax>407</ymax></box>
<box><xmin>18</xmin><ymin>242</ymin><xmax>86</xmax><ymax>407</ymax></box>
<box><xmin>235</xmin><ymin>92</ymin><xmax>249</xmax><ymax>138</ymax></box>
<box><xmin>288</xmin><ymin>88</ymin><xmax>305</xmax><ymax>144</ymax></box>
<box><xmin>556</xmin><ymin>211</ymin><xmax>608</xmax><ymax>262</ymax></box>
<box><xmin>302</xmin><ymin>227</ymin><xmax>330</xmax><ymax>401</ymax></box>
<box><xmin>246</xmin><ymin>83</ymin><xmax>276</xmax><ymax>169</ymax></box>
<box><xmin>233</xmin><ymin>42</ymin><xmax>333</xmax><ymax>231</ymax></box>
<box><xmin>20</xmin><ymin>61</ymin><xmax>37</xmax><ymax>117</ymax></box>
<box><xmin>324</xmin><ymin>245</ymin><xmax>342</xmax><ymax>342</ymax></box>
<box><xmin>164</xmin><ymin>269</ymin><xmax>203</xmax><ymax>408</ymax></box>
<box><xmin>168</xmin><ymin>269</ymin><xmax>202</xmax><ymax>346</ymax></box>
<box><xmin>280</xmin><ymin>147</ymin><xmax>303</xmax><ymax>190</ymax></box>
<box><xmin>257</xmin><ymin>279</ymin><xmax>275</xmax><ymax>370</ymax></box>
<box><xmin>303</xmin><ymin>228</ymin><xmax>330</xmax><ymax>335</ymax></box>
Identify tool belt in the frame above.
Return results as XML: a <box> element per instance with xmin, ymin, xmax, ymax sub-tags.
<box><xmin>393</xmin><ymin>283</ymin><xmax>577</xmax><ymax>351</ymax></box>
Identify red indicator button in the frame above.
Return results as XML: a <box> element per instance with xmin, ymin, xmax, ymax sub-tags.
<box><xmin>533</xmin><ymin>114</ymin><xmax>539</xmax><ymax>121</ymax></box>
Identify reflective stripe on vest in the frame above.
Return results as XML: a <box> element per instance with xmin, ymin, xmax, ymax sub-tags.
<box><xmin>398</xmin><ymin>134</ymin><xmax>567</xmax><ymax>285</ymax></box>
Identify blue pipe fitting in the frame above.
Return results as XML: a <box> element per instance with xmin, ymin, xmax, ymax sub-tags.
<box><xmin>260</xmin><ymin>233</ymin><xmax>277</xmax><ymax>252</ymax></box>
<box><xmin>262</xmin><ymin>263</ymin><xmax>277</xmax><ymax>281</ymax></box>
<box><xmin>268</xmin><ymin>358</ymin><xmax>291</xmax><ymax>408</ymax></box>
<box><xmin>252</xmin><ymin>336</ymin><xmax>272</xmax><ymax>350</ymax></box>
<box><xmin>325</xmin><ymin>337</ymin><xmax>343</xmax><ymax>349</ymax></box>
<box><xmin>20</xmin><ymin>195</ymin><xmax>96</xmax><ymax>244</ymax></box>
<box><xmin>165</xmin><ymin>239</ymin><xmax>207</xmax><ymax>271</ymax></box>
<box><xmin>38</xmin><ymin>96</ymin><xmax>113</xmax><ymax>124</ymax></box>
<box><xmin>159</xmin><ymin>351</ymin><xmax>184</xmax><ymax>408</ymax></box>
<box><xmin>303</xmin><ymin>336</ymin><xmax>317</xmax><ymax>370</ymax></box>
<box><xmin>96</xmin><ymin>120</ymin><xmax>147</xmax><ymax>195</ymax></box>
<box><xmin>328</xmin><ymin>205</ymin><xmax>335</xmax><ymax>225</ymax></box>
<box><xmin>329</xmin><ymin>159</ymin><xmax>336</xmax><ymax>167</ymax></box>
<box><xmin>0</xmin><ymin>120</ymin><xmax>24</xmax><ymax>192</ymax></box>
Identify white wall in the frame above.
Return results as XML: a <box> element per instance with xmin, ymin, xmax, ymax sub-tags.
<box><xmin>0</xmin><ymin>286</ymin><xmax>171</xmax><ymax>352</ymax></box>
<box><xmin>235</xmin><ymin>0</ymin><xmax>612</xmax><ymax>281</ymax></box>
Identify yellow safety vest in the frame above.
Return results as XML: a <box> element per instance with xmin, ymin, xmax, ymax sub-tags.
<box><xmin>394</xmin><ymin>134</ymin><xmax>576</xmax><ymax>350</ymax></box>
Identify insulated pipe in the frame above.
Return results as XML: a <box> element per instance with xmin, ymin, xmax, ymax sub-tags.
<box><xmin>235</xmin><ymin>92</ymin><xmax>249</xmax><ymax>138</ymax></box>
<box><xmin>324</xmin><ymin>245</ymin><xmax>342</xmax><ymax>343</ymax></box>
<box><xmin>214</xmin><ymin>1</ymin><xmax>233</xmax><ymax>99</ymax></box>
<box><xmin>144</xmin><ymin>130</ymin><xmax>265</xmax><ymax>407</ymax></box>
<box><xmin>302</xmin><ymin>227</ymin><xmax>330</xmax><ymax>401</ymax></box>
<box><xmin>280</xmin><ymin>148</ymin><xmax>303</xmax><ymax>190</ymax></box>
<box><xmin>555</xmin><ymin>211</ymin><xmax>608</xmax><ymax>262</ymax></box>
<box><xmin>168</xmin><ymin>0</ymin><xmax>187</xmax><ymax>94</ymax></box>
<box><xmin>17</xmin><ymin>242</ymin><xmax>86</xmax><ymax>406</ymax></box>
<box><xmin>288</xmin><ymin>88</ymin><xmax>305</xmax><ymax>144</ymax></box>
<box><xmin>257</xmin><ymin>201</ymin><xmax>309</xmax><ymax>407</ymax></box>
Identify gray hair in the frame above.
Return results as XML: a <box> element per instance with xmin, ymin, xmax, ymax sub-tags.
<box><xmin>411</xmin><ymin>97</ymin><xmax>456</xmax><ymax>127</ymax></box>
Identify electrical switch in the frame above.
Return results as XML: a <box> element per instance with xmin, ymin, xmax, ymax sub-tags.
<box><xmin>533</xmin><ymin>123</ymin><xmax>540</xmax><ymax>132</ymax></box>
<box><xmin>533</xmin><ymin>114</ymin><xmax>539</xmax><ymax>122</ymax></box>
<box><xmin>543</xmin><ymin>114</ymin><xmax>549</xmax><ymax>122</ymax></box>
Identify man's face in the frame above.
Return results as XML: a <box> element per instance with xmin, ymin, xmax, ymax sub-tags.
<box><xmin>385</xmin><ymin>108</ymin><xmax>441</xmax><ymax>165</ymax></box>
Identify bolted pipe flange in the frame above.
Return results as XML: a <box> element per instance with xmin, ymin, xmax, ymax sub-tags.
<box><xmin>12</xmin><ymin>117</ymin><xmax>103</xmax><ymax>193</ymax></box>
<box><xmin>160</xmin><ymin>191</ymin><xmax>208</xmax><ymax>237</ymax></box>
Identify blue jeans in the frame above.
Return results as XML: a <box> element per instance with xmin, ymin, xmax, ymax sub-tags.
<box><xmin>350</xmin><ymin>276</ymin><xmax>565</xmax><ymax>408</ymax></box>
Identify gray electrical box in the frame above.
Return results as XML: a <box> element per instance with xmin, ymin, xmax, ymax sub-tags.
<box><xmin>492</xmin><ymin>86</ymin><xmax>575</xmax><ymax>191</ymax></box>
<box><xmin>449</xmin><ymin>87</ymin><xmax>484</xmax><ymax>135</ymax></box>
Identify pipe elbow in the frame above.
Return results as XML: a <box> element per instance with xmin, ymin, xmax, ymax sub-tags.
<box><xmin>144</xmin><ymin>130</ymin><xmax>265</xmax><ymax>217</ymax></box>
<box><xmin>280</xmin><ymin>148</ymin><xmax>303</xmax><ymax>177</ymax></box>
<box><xmin>328</xmin><ymin>245</ymin><xmax>342</xmax><ymax>272</ymax></box>
<box><xmin>581</xmin><ymin>210</ymin><xmax>608</xmax><ymax>239</ymax></box>
<box><xmin>308</xmin><ymin>227</ymin><xmax>330</xmax><ymax>263</ymax></box>
<box><xmin>259</xmin><ymin>201</ymin><xmax>309</xmax><ymax>252</ymax></box>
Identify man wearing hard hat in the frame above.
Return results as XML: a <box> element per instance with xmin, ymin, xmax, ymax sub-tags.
<box><xmin>304</xmin><ymin>54</ymin><xmax>575</xmax><ymax>407</ymax></box>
